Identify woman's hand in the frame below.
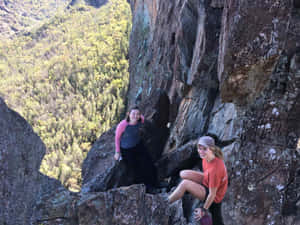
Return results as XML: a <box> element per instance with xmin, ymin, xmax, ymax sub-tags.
<box><xmin>194</xmin><ymin>207</ymin><xmax>206</xmax><ymax>221</ymax></box>
<box><xmin>114</xmin><ymin>152</ymin><xmax>121</xmax><ymax>161</ymax></box>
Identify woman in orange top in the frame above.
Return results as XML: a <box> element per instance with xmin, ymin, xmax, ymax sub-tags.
<box><xmin>168</xmin><ymin>136</ymin><xmax>228</xmax><ymax>225</ymax></box>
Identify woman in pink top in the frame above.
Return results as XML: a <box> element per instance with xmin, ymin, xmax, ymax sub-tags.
<box><xmin>114</xmin><ymin>106</ymin><xmax>157</xmax><ymax>191</ymax></box>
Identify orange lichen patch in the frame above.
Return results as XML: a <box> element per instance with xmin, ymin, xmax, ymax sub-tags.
<box><xmin>221</xmin><ymin>54</ymin><xmax>278</xmax><ymax>105</ymax></box>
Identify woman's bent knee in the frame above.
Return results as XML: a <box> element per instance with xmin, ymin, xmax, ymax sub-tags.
<box><xmin>180</xmin><ymin>179</ymin><xmax>194</xmax><ymax>188</ymax></box>
<box><xmin>180</xmin><ymin>170</ymin><xmax>191</xmax><ymax>179</ymax></box>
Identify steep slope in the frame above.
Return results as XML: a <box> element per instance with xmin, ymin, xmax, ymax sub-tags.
<box><xmin>0</xmin><ymin>0</ymin><xmax>69</xmax><ymax>38</ymax></box>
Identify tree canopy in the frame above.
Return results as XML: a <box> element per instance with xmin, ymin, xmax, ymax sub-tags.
<box><xmin>0</xmin><ymin>0</ymin><xmax>131</xmax><ymax>191</ymax></box>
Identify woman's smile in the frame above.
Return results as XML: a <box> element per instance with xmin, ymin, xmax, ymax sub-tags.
<box><xmin>198</xmin><ymin>145</ymin><xmax>208</xmax><ymax>158</ymax></box>
<box><xmin>129</xmin><ymin>109</ymin><xmax>140</xmax><ymax>124</ymax></box>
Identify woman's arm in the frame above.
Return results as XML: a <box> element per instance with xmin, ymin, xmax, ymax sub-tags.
<box><xmin>203</xmin><ymin>187</ymin><xmax>217</xmax><ymax>209</ymax></box>
<box><xmin>115</xmin><ymin>120</ymin><xmax>127</xmax><ymax>153</ymax></box>
<box><xmin>194</xmin><ymin>187</ymin><xmax>217</xmax><ymax>221</ymax></box>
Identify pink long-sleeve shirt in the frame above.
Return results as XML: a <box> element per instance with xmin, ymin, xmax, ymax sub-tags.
<box><xmin>115</xmin><ymin>115</ymin><xmax>144</xmax><ymax>153</ymax></box>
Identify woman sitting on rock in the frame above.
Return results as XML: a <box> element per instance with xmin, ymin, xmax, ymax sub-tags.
<box><xmin>168</xmin><ymin>136</ymin><xmax>228</xmax><ymax>225</ymax></box>
<box><xmin>114</xmin><ymin>105</ymin><xmax>157</xmax><ymax>192</ymax></box>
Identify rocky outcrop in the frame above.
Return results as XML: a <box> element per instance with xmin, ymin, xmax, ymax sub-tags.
<box><xmin>2</xmin><ymin>0</ymin><xmax>300</xmax><ymax>224</ymax></box>
<box><xmin>126</xmin><ymin>0</ymin><xmax>300</xmax><ymax>224</ymax></box>
<box><xmin>0</xmin><ymin>98</ymin><xmax>62</xmax><ymax>225</ymax></box>
<box><xmin>81</xmin><ymin>127</ymin><xmax>131</xmax><ymax>193</ymax></box>
<box><xmin>34</xmin><ymin>184</ymin><xmax>187</xmax><ymax>225</ymax></box>
<box><xmin>0</xmin><ymin>96</ymin><xmax>187</xmax><ymax>225</ymax></box>
<box><xmin>128</xmin><ymin>0</ymin><xmax>223</xmax><ymax>151</ymax></box>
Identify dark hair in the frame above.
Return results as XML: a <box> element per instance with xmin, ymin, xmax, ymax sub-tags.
<box><xmin>126</xmin><ymin>105</ymin><xmax>142</xmax><ymax>122</ymax></box>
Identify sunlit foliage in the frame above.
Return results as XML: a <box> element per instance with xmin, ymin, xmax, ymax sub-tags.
<box><xmin>0</xmin><ymin>0</ymin><xmax>131</xmax><ymax>191</ymax></box>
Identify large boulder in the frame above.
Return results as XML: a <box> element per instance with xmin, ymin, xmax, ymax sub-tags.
<box><xmin>81</xmin><ymin>127</ymin><xmax>131</xmax><ymax>192</ymax></box>
<box><xmin>34</xmin><ymin>184</ymin><xmax>188</xmax><ymax>225</ymax></box>
<box><xmin>156</xmin><ymin>140</ymin><xmax>199</xmax><ymax>181</ymax></box>
<box><xmin>0</xmin><ymin>98</ymin><xmax>62</xmax><ymax>225</ymax></box>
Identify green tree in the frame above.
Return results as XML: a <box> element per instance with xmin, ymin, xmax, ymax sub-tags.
<box><xmin>0</xmin><ymin>0</ymin><xmax>131</xmax><ymax>192</ymax></box>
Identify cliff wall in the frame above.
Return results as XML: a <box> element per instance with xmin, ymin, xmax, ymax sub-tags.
<box><xmin>1</xmin><ymin>0</ymin><xmax>299</xmax><ymax>224</ymax></box>
<box><xmin>127</xmin><ymin>0</ymin><xmax>300</xmax><ymax>224</ymax></box>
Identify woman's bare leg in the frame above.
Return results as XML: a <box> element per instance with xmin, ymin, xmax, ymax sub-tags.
<box><xmin>180</xmin><ymin>170</ymin><xmax>204</xmax><ymax>183</ymax></box>
<box><xmin>168</xmin><ymin>179</ymin><xmax>206</xmax><ymax>203</ymax></box>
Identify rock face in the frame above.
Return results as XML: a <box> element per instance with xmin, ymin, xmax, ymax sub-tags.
<box><xmin>2</xmin><ymin>0</ymin><xmax>300</xmax><ymax>225</ymax></box>
<box><xmin>127</xmin><ymin>0</ymin><xmax>300</xmax><ymax>224</ymax></box>
<box><xmin>128</xmin><ymin>0</ymin><xmax>223</xmax><ymax>151</ymax></box>
<box><xmin>0</xmin><ymin>98</ymin><xmax>61</xmax><ymax>225</ymax></box>
<box><xmin>218</xmin><ymin>0</ymin><xmax>292</xmax><ymax>105</ymax></box>
<box><xmin>217</xmin><ymin>1</ymin><xmax>300</xmax><ymax>224</ymax></box>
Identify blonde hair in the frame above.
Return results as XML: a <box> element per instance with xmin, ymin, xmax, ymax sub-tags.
<box><xmin>209</xmin><ymin>146</ymin><xmax>224</xmax><ymax>159</ymax></box>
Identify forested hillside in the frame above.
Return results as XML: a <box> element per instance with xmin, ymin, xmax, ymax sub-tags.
<box><xmin>0</xmin><ymin>0</ymin><xmax>131</xmax><ymax>191</ymax></box>
<box><xmin>0</xmin><ymin>0</ymin><xmax>69</xmax><ymax>38</ymax></box>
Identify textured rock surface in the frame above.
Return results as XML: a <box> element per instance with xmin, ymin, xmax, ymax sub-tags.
<box><xmin>81</xmin><ymin>127</ymin><xmax>132</xmax><ymax>193</ymax></box>
<box><xmin>34</xmin><ymin>184</ymin><xmax>187</xmax><ymax>225</ymax></box>
<box><xmin>218</xmin><ymin>0</ymin><xmax>293</xmax><ymax>105</ymax></box>
<box><xmin>2</xmin><ymin>0</ymin><xmax>300</xmax><ymax>224</ymax></box>
<box><xmin>156</xmin><ymin>140</ymin><xmax>199</xmax><ymax>180</ymax></box>
<box><xmin>127</xmin><ymin>0</ymin><xmax>300</xmax><ymax>224</ymax></box>
<box><xmin>0</xmin><ymin>98</ymin><xmax>61</xmax><ymax>225</ymax></box>
<box><xmin>218</xmin><ymin>1</ymin><xmax>300</xmax><ymax>224</ymax></box>
<box><xmin>128</xmin><ymin>0</ymin><xmax>223</xmax><ymax>151</ymax></box>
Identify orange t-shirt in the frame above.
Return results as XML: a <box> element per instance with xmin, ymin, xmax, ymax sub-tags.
<box><xmin>202</xmin><ymin>157</ymin><xmax>228</xmax><ymax>203</ymax></box>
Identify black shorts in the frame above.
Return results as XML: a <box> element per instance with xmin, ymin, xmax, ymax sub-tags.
<box><xmin>204</xmin><ymin>185</ymin><xmax>209</xmax><ymax>200</ymax></box>
<box><xmin>120</xmin><ymin>142</ymin><xmax>157</xmax><ymax>186</ymax></box>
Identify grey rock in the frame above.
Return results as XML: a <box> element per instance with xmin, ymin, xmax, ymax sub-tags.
<box><xmin>128</xmin><ymin>0</ymin><xmax>300</xmax><ymax>224</ymax></box>
<box><xmin>0</xmin><ymin>98</ymin><xmax>62</xmax><ymax>225</ymax></box>
<box><xmin>34</xmin><ymin>184</ymin><xmax>187</xmax><ymax>225</ymax></box>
